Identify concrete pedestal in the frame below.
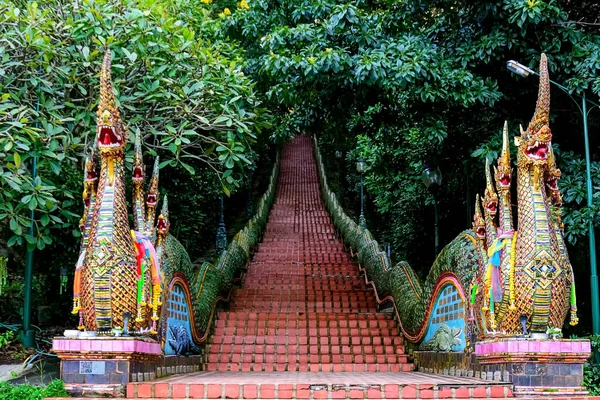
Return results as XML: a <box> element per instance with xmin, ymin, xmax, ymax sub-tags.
<box><xmin>53</xmin><ymin>336</ymin><xmax>162</xmax><ymax>397</ymax></box>
<box><xmin>475</xmin><ymin>338</ymin><xmax>591</xmax><ymax>397</ymax></box>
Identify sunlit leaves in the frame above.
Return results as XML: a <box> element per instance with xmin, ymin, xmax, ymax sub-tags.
<box><xmin>0</xmin><ymin>0</ymin><xmax>270</xmax><ymax>252</ymax></box>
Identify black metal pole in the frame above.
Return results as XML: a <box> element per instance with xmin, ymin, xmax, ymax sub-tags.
<box><xmin>434</xmin><ymin>197</ymin><xmax>439</xmax><ymax>255</ymax></box>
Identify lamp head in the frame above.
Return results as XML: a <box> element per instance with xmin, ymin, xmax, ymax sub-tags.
<box><xmin>356</xmin><ymin>157</ymin><xmax>366</xmax><ymax>174</ymax></box>
<box><xmin>507</xmin><ymin>60</ymin><xmax>534</xmax><ymax>78</ymax></box>
<box><xmin>422</xmin><ymin>165</ymin><xmax>442</xmax><ymax>189</ymax></box>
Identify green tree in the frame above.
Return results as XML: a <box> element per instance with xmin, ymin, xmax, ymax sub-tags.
<box><xmin>0</xmin><ymin>0</ymin><xmax>271</xmax><ymax>322</ymax></box>
<box><xmin>221</xmin><ymin>0</ymin><xmax>600</xmax><ymax>331</ymax></box>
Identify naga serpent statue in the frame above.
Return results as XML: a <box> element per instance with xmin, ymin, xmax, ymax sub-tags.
<box><xmin>389</xmin><ymin>53</ymin><xmax>577</xmax><ymax>343</ymax></box>
<box><xmin>71</xmin><ymin>50</ymin><xmax>196</xmax><ymax>343</ymax></box>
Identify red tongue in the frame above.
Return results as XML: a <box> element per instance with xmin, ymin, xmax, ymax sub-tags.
<box><xmin>500</xmin><ymin>176</ymin><xmax>510</xmax><ymax>186</ymax></box>
<box><xmin>102</xmin><ymin>132</ymin><xmax>111</xmax><ymax>145</ymax></box>
<box><xmin>537</xmin><ymin>147</ymin><xmax>548</xmax><ymax>158</ymax></box>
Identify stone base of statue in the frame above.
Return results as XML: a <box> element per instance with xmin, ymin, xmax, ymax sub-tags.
<box><xmin>474</xmin><ymin>338</ymin><xmax>591</xmax><ymax>397</ymax></box>
<box><xmin>52</xmin><ymin>336</ymin><xmax>201</xmax><ymax>397</ymax></box>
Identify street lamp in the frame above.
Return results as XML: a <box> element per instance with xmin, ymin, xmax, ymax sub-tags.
<box><xmin>507</xmin><ymin>58</ymin><xmax>600</xmax><ymax>336</ymax></box>
<box><xmin>422</xmin><ymin>165</ymin><xmax>442</xmax><ymax>254</ymax></box>
<box><xmin>356</xmin><ymin>158</ymin><xmax>367</xmax><ymax>229</ymax></box>
<box><xmin>216</xmin><ymin>195</ymin><xmax>227</xmax><ymax>254</ymax></box>
<box><xmin>506</xmin><ymin>60</ymin><xmax>534</xmax><ymax>78</ymax></box>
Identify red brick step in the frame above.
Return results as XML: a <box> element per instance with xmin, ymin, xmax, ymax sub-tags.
<box><xmin>124</xmin><ymin>371</ymin><xmax>515</xmax><ymax>399</ymax></box>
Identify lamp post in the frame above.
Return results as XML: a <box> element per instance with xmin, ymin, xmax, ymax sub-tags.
<box><xmin>20</xmin><ymin>69</ymin><xmax>42</xmax><ymax>348</ymax></box>
<box><xmin>507</xmin><ymin>59</ymin><xmax>600</xmax><ymax>336</ymax></box>
<box><xmin>422</xmin><ymin>165</ymin><xmax>442</xmax><ymax>255</ymax></box>
<box><xmin>356</xmin><ymin>158</ymin><xmax>367</xmax><ymax>229</ymax></box>
<box><xmin>247</xmin><ymin>176</ymin><xmax>253</xmax><ymax>219</ymax></box>
<box><xmin>216</xmin><ymin>195</ymin><xmax>227</xmax><ymax>254</ymax></box>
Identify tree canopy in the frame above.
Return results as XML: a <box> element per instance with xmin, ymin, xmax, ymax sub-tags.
<box><xmin>0</xmin><ymin>0</ymin><xmax>599</xmax><ymax>332</ymax></box>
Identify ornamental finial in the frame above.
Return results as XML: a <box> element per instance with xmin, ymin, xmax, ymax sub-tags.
<box><xmin>145</xmin><ymin>157</ymin><xmax>160</xmax><ymax>235</ymax></box>
<box><xmin>133</xmin><ymin>130</ymin><xmax>145</xmax><ymax>183</ymax></box>
<box><xmin>525</xmin><ymin>53</ymin><xmax>551</xmax><ymax>143</ymax></box>
<box><xmin>147</xmin><ymin>157</ymin><xmax>160</xmax><ymax>206</ymax></box>
<box><xmin>156</xmin><ymin>195</ymin><xmax>170</xmax><ymax>242</ymax></box>
<box><xmin>96</xmin><ymin>49</ymin><xmax>127</xmax><ymax>156</ymax></box>
<box><xmin>483</xmin><ymin>159</ymin><xmax>498</xmax><ymax>218</ymax></box>
<box><xmin>501</xmin><ymin>121</ymin><xmax>510</xmax><ymax>165</ymax></box>
<box><xmin>485</xmin><ymin>159</ymin><xmax>494</xmax><ymax>192</ymax></box>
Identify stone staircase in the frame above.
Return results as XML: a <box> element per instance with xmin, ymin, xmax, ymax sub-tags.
<box><xmin>49</xmin><ymin>136</ymin><xmax>522</xmax><ymax>399</ymax></box>
<box><xmin>202</xmin><ymin>135</ymin><xmax>412</xmax><ymax>375</ymax></box>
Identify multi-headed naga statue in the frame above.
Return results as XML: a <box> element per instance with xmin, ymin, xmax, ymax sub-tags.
<box><xmin>393</xmin><ymin>54</ymin><xmax>577</xmax><ymax>343</ymax></box>
<box><xmin>71</xmin><ymin>50</ymin><xmax>195</xmax><ymax>340</ymax></box>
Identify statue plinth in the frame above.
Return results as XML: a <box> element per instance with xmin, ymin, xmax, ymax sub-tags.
<box><xmin>474</xmin><ymin>338</ymin><xmax>591</xmax><ymax>397</ymax></box>
<box><xmin>53</xmin><ymin>336</ymin><xmax>162</xmax><ymax>397</ymax></box>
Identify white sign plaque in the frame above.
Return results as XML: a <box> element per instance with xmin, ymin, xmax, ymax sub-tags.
<box><xmin>79</xmin><ymin>361</ymin><xmax>106</xmax><ymax>375</ymax></box>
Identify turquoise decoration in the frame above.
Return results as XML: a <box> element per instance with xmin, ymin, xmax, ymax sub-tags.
<box><xmin>165</xmin><ymin>284</ymin><xmax>195</xmax><ymax>356</ymax></box>
<box><xmin>421</xmin><ymin>284</ymin><xmax>466</xmax><ymax>351</ymax></box>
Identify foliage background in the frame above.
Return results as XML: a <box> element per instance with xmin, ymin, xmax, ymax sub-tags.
<box><xmin>219</xmin><ymin>0</ymin><xmax>600</xmax><ymax>334</ymax></box>
<box><xmin>1</xmin><ymin>0</ymin><xmax>599</xmax><ymax>338</ymax></box>
<box><xmin>0</xmin><ymin>0</ymin><xmax>272</xmax><ymax>324</ymax></box>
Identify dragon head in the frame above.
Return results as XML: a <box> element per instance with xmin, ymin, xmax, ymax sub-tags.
<box><xmin>494</xmin><ymin>121</ymin><xmax>512</xmax><ymax>193</ymax></box>
<box><xmin>545</xmin><ymin>148</ymin><xmax>562</xmax><ymax>207</ymax></box>
<box><xmin>96</xmin><ymin>50</ymin><xmax>127</xmax><ymax>156</ymax></box>
<box><xmin>514</xmin><ymin>54</ymin><xmax>551</xmax><ymax>168</ymax></box>
<box><xmin>483</xmin><ymin>160</ymin><xmax>498</xmax><ymax>218</ymax></box>
<box><xmin>80</xmin><ymin>154</ymin><xmax>98</xmax><ymax>230</ymax></box>
<box><xmin>147</xmin><ymin>157</ymin><xmax>160</xmax><ymax>208</ymax></box>
<box><xmin>133</xmin><ymin>131</ymin><xmax>145</xmax><ymax>185</ymax></box>
<box><xmin>156</xmin><ymin>195</ymin><xmax>170</xmax><ymax>245</ymax></box>
<box><xmin>83</xmin><ymin>154</ymin><xmax>98</xmax><ymax>206</ymax></box>
<box><xmin>472</xmin><ymin>194</ymin><xmax>486</xmax><ymax>240</ymax></box>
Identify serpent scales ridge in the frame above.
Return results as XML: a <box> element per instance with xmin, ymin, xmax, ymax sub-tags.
<box><xmin>316</xmin><ymin>54</ymin><xmax>577</xmax><ymax>350</ymax></box>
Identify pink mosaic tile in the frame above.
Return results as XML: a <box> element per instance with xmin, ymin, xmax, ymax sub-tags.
<box><xmin>529</xmin><ymin>341</ymin><xmax>540</xmax><ymax>352</ymax></box>
<box><xmin>583</xmin><ymin>341</ymin><xmax>591</xmax><ymax>352</ymax></box>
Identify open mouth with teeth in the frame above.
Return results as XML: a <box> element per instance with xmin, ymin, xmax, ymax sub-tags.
<box><xmin>475</xmin><ymin>226</ymin><xmax>485</xmax><ymax>238</ymax></box>
<box><xmin>497</xmin><ymin>173</ymin><xmax>511</xmax><ymax>188</ymax></box>
<box><xmin>525</xmin><ymin>141</ymin><xmax>549</xmax><ymax>161</ymax></box>
<box><xmin>546</xmin><ymin>178</ymin><xmax>558</xmax><ymax>191</ymax></box>
<box><xmin>147</xmin><ymin>192</ymin><xmax>158</xmax><ymax>206</ymax></box>
<box><xmin>133</xmin><ymin>166</ymin><xmax>144</xmax><ymax>181</ymax></box>
<box><xmin>485</xmin><ymin>200</ymin><xmax>497</xmax><ymax>215</ymax></box>
<box><xmin>86</xmin><ymin>170</ymin><xmax>98</xmax><ymax>182</ymax></box>
<box><xmin>157</xmin><ymin>216</ymin><xmax>167</xmax><ymax>232</ymax></box>
<box><xmin>98</xmin><ymin>125</ymin><xmax>123</xmax><ymax>148</ymax></box>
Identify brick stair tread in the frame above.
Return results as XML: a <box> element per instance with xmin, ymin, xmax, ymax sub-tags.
<box><xmin>123</xmin><ymin>371</ymin><xmax>523</xmax><ymax>399</ymax></box>
<box><xmin>44</xmin><ymin>394</ymin><xmax>600</xmax><ymax>400</ymax></box>
<box><xmin>44</xmin><ymin>395</ymin><xmax>572</xmax><ymax>400</ymax></box>
<box><xmin>217</xmin><ymin>312</ymin><xmax>392</xmax><ymax>320</ymax></box>
<box><xmin>205</xmin><ymin>364</ymin><xmax>414</xmax><ymax>373</ymax></box>
<box><xmin>207</xmin><ymin>343</ymin><xmax>404</xmax><ymax>356</ymax></box>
